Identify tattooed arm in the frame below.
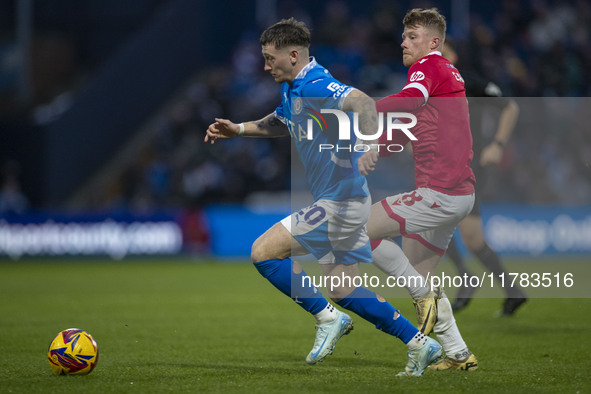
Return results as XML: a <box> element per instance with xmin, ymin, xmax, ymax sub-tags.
<box><xmin>341</xmin><ymin>89</ymin><xmax>379</xmax><ymax>144</ymax></box>
<box><xmin>205</xmin><ymin>113</ymin><xmax>289</xmax><ymax>144</ymax></box>
<box><xmin>342</xmin><ymin>89</ymin><xmax>380</xmax><ymax>175</ymax></box>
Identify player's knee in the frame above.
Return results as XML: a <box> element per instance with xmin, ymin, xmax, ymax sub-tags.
<box><xmin>250</xmin><ymin>236</ymin><xmax>267</xmax><ymax>263</ymax></box>
<box><xmin>251</xmin><ymin>234</ymin><xmax>284</xmax><ymax>263</ymax></box>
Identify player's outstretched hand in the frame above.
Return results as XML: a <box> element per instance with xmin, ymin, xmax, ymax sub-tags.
<box><xmin>358</xmin><ymin>150</ymin><xmax>379</xmax><ymax>175</ymax></box>
<box><xmin>205</xmin><ymin>118</ymin><xmax>240</xmax><ymax>144</ymax></box>
<box><xmin>479</xmin><ymin>142</ymin><xmax>503</xmax><ymax>166</ymax></box>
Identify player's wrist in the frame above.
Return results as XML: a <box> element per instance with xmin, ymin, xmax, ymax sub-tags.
<box><xmin>492</xmin><ymin>139</ymin><xmax>505</xmax><ymax>148</ymax></box>
<box><xmin>238</xmin><ymin>123</ymin><xmax>245</xmax><ymax>136</ymax></box>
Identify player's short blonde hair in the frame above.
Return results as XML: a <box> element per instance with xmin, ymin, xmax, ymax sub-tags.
<box><xmin>403</xmin><ymin>8</ymin><xmax>446</xmax><ymax>42</ymax></box>
<box><xmin>260</xmin><ymin>17</ymin><xmax>311</xmax><ymax>49</ymax></box>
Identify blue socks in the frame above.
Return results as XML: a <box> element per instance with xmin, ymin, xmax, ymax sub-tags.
<box><xmin>337</xmin><ymin>286</ymin><xmax>418</xmax><ymax>344</ymax></box>
<box><xmin>254</xmin><ymin>258</ymin><xmax>328</xmax><ymax>315</ymax></box>
<box><xmin>254</xmin><ymin>258</ymin><xmax>418</xmax><ymax>344</ymax></box>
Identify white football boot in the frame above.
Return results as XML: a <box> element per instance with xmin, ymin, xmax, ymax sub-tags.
<box><xmin>397</xmin><ymin>336</ymin><xmax>442</xmax><ymax>376</ymax></box>
<box><xmin>305</xmin><ymin>310</ymin><xmax>353</xmax><ymax>364</ymax></box>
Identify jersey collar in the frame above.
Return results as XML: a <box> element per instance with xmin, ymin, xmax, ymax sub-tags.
<box><xmin>295</xmin><ymin>57</ymin><xmax>317</xmax><ymax>80</ymax></box>
<box><xmin>415</xmin><ymin>51</ymin><xmax>442</xmax><ymax>65</ymax></box>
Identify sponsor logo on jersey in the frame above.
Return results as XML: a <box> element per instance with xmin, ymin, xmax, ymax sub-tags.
<box><xmin>326</xmin><ymin>81</ymin><xmax>348</xmax><ymax>98</ymax></box>
<box><xmin>410</xmin><ymin>71</ymin><xmax>425</xmax><ymax>82</ymax></box>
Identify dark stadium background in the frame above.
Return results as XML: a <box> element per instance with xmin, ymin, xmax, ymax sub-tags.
<box><xmin>0</xmin><ymin>0</ymin><xmax>589</xmax><ymax>259</ymax></box>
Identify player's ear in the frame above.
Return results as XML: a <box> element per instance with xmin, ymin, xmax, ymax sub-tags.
<box><xmin>432</xmin><ymin>36</ymin><xmax>441</xmax><ymax>51</ymax></box>
<box><xmin>290</xmin><ymin>49</ymin><xmax>298</xmax><ymax>66</ymax></box>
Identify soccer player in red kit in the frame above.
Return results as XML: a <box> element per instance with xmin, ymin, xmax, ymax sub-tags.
<box><xmin>358</xmin><ymin>8</ymin><xmax>478</xmax><ymax>371</ymax></box>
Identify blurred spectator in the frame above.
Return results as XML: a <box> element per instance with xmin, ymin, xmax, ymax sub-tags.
<box><xmin>0</xmin><ymin>160</ymin><xmax>29</xmax><ymax>215</ymax></box>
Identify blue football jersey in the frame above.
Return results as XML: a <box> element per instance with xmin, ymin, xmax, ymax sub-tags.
<box><xmin>274</xmin><ymin>58</ymin><xmax>369</xmax><ymax>202</ymax></box>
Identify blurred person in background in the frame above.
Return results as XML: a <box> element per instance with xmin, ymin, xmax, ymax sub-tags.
<box><xmin>0</xmin><ymin>160</ymin><xmax>29</xmax><ymax>215</ymax></box>
<box><xmin>441</xmin><ymin>39</ymin><xmax>527</xmax><ymax>316</ymax></box>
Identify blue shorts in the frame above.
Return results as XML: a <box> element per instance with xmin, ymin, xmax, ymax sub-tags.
<box><xmin>280</xmin><ymin>197</ymin><xmax>372</xmax><ymax>265</ymax></box>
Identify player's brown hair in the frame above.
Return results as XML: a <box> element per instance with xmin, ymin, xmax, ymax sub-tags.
<box><xmin>403</xmin><ymin>8</ymin><xmax>447</xmax><ymax>42</ymax></box>
<box><xmin>260</xmin><ymin>17</ymin><xmax>311</xmax><ymax>49</ymax></box>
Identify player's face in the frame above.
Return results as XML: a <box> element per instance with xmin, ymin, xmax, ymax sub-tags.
<box><xmin>401</xmin><ymin>25</ymin><xmax>437</xmax><ymax>67</ymax></box>
<box><xmin>262</xmin><ymin>45</ymin><xmax>294</xmax><ymax>84</ymax></box>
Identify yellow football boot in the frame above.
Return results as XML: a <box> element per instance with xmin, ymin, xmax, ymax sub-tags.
<box><xmin>428</xmin><ymin>353</ymin><xmax>479</xmax><ymax>371</ymax></box>
<box><xmin>413</xmin><ymin>285</ymin><xmax>442</xmax><ymax>335</ymax></box>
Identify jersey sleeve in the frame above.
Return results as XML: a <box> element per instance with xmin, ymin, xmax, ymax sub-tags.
<box><xmin>400</xmin><ymin>60</ymin><xmax>438</xmax><ymax>102</ymax></box>
<box><xmin>376</xmin><ymin>59</ymin><xmax>439</xmax><ymax>113</ymax></box>
<box><xmin>481</xmin><ymin>81</ymin><xmax>512</xmax><ymax>110</ymax></box>
<box><xmin>301</xmin><ymin>78</ymin><xmax>353</xmax><ymax>110</ymax></box>
<box><xmin>273</xmin><ymin>85</ymin><xmax>287</xmax><ymax>124</ymax></box>
<box><xmin>273</xmin><ymin>102</ymin><xmax>286</xmax><ymax>124</ymax></box>
<box><xmin>464</xmin><ymin>71</ymin><xmax>503</xmax><ymax>98</ymax></box>
<box><xmin>463</xmin><ymin>71</ymin><xmax>511</xmax><ymax>109</ymax></box>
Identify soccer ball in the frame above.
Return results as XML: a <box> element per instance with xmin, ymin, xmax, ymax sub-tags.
<box><xmin>47</xmin><ymin>328</ymin><xmax>99</xmax><ymax>375</ymax></box>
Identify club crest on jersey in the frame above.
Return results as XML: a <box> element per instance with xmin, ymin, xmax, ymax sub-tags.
<box><xmin>410</xmin><ymin>71</ymin><xmax>425</xmax><ymax>82</ymax></box>
<box><xmin>293</xmin><ymin>97</ymin><xmax>303</xmax><ymax>114</ymax></box>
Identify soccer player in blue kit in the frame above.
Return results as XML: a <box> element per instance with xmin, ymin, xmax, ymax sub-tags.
<box><xmin>205</xmin><ymin>18</ymin><xmax>441</xmax><ymax>376</ymax></box>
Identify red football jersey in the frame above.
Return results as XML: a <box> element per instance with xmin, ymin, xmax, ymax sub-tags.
<box><xmin>377</xmin><ymin>52</ymin><xmax>475</xmax><ymax>195</ymax></box>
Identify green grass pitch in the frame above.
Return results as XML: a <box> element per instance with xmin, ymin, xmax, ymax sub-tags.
<box><xmin>1</xmin><ymin>258</ymin><xmax>590</xmax><ymax>393</ymax></box>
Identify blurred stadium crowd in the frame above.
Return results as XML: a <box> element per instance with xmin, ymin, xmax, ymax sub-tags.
<box><xmin>1</xmin><ymin>0</ymin><xmax>590</xmax><ymax>215</ymax></box>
